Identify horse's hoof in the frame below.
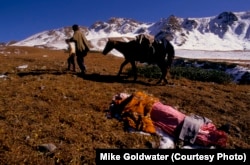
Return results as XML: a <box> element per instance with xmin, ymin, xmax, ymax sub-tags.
<box><xmin>156</xmin><ymin>80</ymin><xmax>162</xmax><ymax>85</ymax></box>
<box><xmin>155</xmin><ymin>80</ymin><xmax>170</xmax><ymax>86</ymax></box>
<box><xmin>156</xmin><ymin>83</ymin><xmax>166</xmax><ymax>86</ymax></box>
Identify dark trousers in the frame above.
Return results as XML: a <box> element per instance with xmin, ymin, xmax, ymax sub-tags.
<box><xmin>76</xmin><ymin>54</ymin><xmax>86</xmax><ymax>73</ymax></box>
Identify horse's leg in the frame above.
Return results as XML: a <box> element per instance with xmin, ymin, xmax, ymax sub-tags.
<box><xmin>130</xmin><ymin>61</ymin><xmax>137</xmax><ymax>82</ymax></box>
<box><xmin>117</xmin><ymin>60</ymin><xmax>129</xmax><ymax>77</ymax></box>
<box><xmin>156</xmin><ymin>61</ymin><xmax>168</xmax><ymax>85</ymax></box>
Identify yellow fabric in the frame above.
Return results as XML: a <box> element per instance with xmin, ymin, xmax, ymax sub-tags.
<box><xmin>118</xmin><ymin>91</ymin><xmax>159</xmax><ymax>134</ymax></box>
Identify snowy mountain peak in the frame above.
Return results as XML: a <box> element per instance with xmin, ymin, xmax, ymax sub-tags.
<box><xmin>11</xmin><ymin>11</ymin><xmax>250</xmax><ymax>51</ymax></box>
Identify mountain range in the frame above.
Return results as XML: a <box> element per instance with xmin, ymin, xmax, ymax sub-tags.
<box><xmin>10</xmin><ymin>11</ymin><xmax>250</xmax><ymax>52</ymax></box>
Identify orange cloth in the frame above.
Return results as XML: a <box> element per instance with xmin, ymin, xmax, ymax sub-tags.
<box><xmin>113</xmin><ymin>91</ymin><xmax>159</xmax><ymax>134</ymax></box>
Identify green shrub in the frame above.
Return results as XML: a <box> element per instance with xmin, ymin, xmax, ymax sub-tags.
<box><xmin>126</xmin><ymin>64</ymin><xmax>232</xmax><ymax>84</ymax></box>
<box><xmin>170</xmin><ymin>66</ymin><xmax>232</xmax><ymax>84</ymax></box>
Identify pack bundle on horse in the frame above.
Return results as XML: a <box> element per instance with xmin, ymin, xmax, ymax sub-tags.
<box><xmin>102</xmin><ymin>34</ymin><xmax>175</xmax><ymax>84</ymax></box>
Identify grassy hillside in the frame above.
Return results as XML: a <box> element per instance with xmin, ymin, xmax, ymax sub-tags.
<box><xmin>0</xmin><ymin>46</ymin><xmax>249</xmax><ymax>164</ymax></box>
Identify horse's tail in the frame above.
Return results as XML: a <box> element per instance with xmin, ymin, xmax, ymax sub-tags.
<box><xmin>156</xmin><ymin>39</ymin><xmax>174</xmax><ymax>57</ymax></box>
<box><xmin>164</xmin><ymin>41</ymin><xmax>175</xmax><ymax>70</ymax></box>
<box><xmin>166</xmin><ymin>41</ymin><xmax>175</xmax><ymax>58</ymax></box>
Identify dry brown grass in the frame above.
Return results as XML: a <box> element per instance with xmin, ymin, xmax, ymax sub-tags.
<box><xmin>0</xmin><ymin>46</ymin><xmax>249</xmax><ymax>164</ymax></box>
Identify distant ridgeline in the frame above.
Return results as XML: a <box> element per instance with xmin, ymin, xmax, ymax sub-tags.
<box><xmin>10</xmin><ymin>11</ymin><xmax>250</xmax><ymax>51</ymax></box>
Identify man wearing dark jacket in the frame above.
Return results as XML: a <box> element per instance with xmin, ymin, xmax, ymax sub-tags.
<box><xmin>69</xmin><ymin>24</ymin><xmax>90</xmax><ymax>75</ymax></box>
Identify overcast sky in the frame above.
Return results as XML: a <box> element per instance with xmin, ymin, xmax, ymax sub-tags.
<box><xmin>0</xmin><ymin>0</ymin><xmax>249</xmax><ymax>42</ymax></box>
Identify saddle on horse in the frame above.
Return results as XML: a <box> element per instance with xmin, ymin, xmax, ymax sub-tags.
<box><xmin>135</xmin><ymin>34</ymin><xmax>170</xmax><ymax>63</ymax></box>
<box><xmin>135</xmin><ymin>34</ymin><xmax>156</xmax><ymax>63</ymax></box>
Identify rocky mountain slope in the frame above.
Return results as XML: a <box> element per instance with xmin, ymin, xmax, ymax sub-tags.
<box><xmin>10</xmin><ymin>11</ymin><xmax>250</xmax><ymax>51</ymax></box>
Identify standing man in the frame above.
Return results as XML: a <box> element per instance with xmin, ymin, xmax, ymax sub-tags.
<box><xmin>69</xmin><ymin>24</ymin><xmax>90</xmax><ymax>76</ymax></box>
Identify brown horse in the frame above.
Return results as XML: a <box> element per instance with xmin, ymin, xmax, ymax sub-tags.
<box><xmin>102</xmin><ymin>36</ymin><xmax>175</xmax><ymax>84</ymax></box>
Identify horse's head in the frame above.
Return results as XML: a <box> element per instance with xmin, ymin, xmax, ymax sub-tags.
<box><xmin>102</xmin><ymin>39</ymin><xmax>115</xmax><ymax>55</ymax></box>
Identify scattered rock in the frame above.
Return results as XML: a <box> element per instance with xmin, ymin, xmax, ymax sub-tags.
<box><xmin>38</xmin><ymin>143</ymin><xmax>57</xmax><ymax>153</ymax></box>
